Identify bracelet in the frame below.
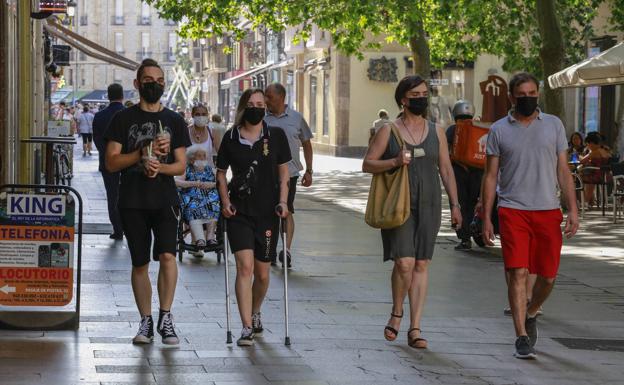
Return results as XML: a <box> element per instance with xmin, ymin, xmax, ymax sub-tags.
<box><xmin>450</xmin><ymin>203</ymin><xmax>461</xmax><ymax>209</ymax></box>
<box><xmin>279</xmin><ymin>201</ymin><xmax>287</xmax><ymax>205</ymax></box>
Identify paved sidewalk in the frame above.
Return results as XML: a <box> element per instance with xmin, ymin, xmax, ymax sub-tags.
<box><xmin>0</xmin><ymin>148</ymin><xmax>622</xmax><ymax>385</ymax></box>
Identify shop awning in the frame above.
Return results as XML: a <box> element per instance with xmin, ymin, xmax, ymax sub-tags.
<box><xmin>44</xmin><ymin>18</ymin><xmax>139</xmax><ymax>71</ymax></box>
<box><xmin>79</xmin><ymin>90</ymin><xmax>136</xmax><ymax>103</ymax></box>
<box><xmin>220</xmin><ymin>62</ymin><xmax>275</xmax><ymax>87</ymax></box>
<box><xmin>548</xmin><ymin>42</ymin><xmax>624</xmax><ymax>89</ymax></box>
<box><xmin>51</xmin><ymin>90</ymin><xmax>90</xmax><ymax>104</ymax></box>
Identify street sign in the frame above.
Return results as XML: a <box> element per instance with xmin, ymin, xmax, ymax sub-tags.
<box><xmin>0</xmin><ymin>191</ymin><xmax>75</xmax><ymax>307</ymax></box>
<box><xmin>47</xmin><ymin>120</ymin><xmax>71</xmax><ymax>137</ymax></box>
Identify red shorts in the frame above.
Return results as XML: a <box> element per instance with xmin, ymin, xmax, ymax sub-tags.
<box><xmin>498</xmin><ymin>207</ymin><xmax>564</xmax><ymax>278</ymax></box>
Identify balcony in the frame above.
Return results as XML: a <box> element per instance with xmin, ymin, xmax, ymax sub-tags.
<box><xmin>163</xmin><ymin>52</ymin><xmax>176</xmax><ymax>63</ymax></box>
<box><xmin>138</xmin><ymin>16</ymin><xmax>151</xmax><ymax>25</ymax></box>
<box><xmin>136</xmin><ymin>51</ymin><xmax>154</xmax><ymax>61</ymax></box>
<box><xmin>111</xmin><ymin>16</ymin><xmax>125</xmax><ymax>25</ymax></box>
<box><xmin>79</xmin><ymin>15</ymin><xmax>88</xmax><ymax>26</ymax></box>
<box><xmin>164</xmin><ymin>19</ymin><xmax>177</xmax><ymax>26</ymax></box>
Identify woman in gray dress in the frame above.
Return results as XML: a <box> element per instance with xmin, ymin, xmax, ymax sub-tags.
<box><xmin>363</xmin><ymin>75</ymin><xmax>462</xmax><ymax>349</ymax></box>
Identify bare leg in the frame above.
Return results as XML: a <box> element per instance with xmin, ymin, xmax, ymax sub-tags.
<box><xmin>206</xmin><ymin>220</ymin><xmax>217</xmax><ymax>241</ymax></box>
<box><xmin>528</xmin><ymin>276</ymin><xmax>555</xmax><ymax>317</ymax></box>
<box><xmin>526</xmin><ymin>273</ymin><xmax>537</xmax><ymax>303</ymax></box>
<box><xmin>407</xmin><ymin>260</ymin><xmax>430</xmax><ymax>336</ymax></box>
<box><xmin>385</xmin><ymin>257</ymin><xmax>414</xmax><ymax>339</ymax></box>
<box><xmin>131</xmin><ymin>263</ymin><xmax>152</xmax><ymax>316</ymax></box>
<box><xmin>157</xmin><ymin>253</ymin><xmax>178</xmax><ymax>311</ymax></box>
<box><xmin>234</xmin><ymin>250</ymin><xmax>255</xmax><ymax>327</ymax></box>
<box><xmin>252</xmin><ymin>259</ymin><xmax>271</xmax><ymax>314</ymax></box>
<box><xmin>584</xmin><ymin>184</ymin><xmax>595</xmax><ymax>205</ymax></box>
<box><xmin>508</xmin><ymin>268</ymin><xmax>529</xmax><ymax>336</ymax></box>
<box><xmin>286</xmin><ymin>213</ymin><xmax>295</xmax><ymax>250</ymax></box>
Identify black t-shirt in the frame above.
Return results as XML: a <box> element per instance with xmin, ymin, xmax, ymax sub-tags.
<box><xmin>216</xmin><ymin>123</ymin><xmax>291</xmax><ymax>216</ymax></box>
<box><xmin>104</xmin><ymin>105</ymin><xmax>191</xmax><ymax>209</ymax></box>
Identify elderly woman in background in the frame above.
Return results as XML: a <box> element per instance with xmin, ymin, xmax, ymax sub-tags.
<box><xmin>175</xmin><ymin>145</ymin><xmax>220</xmax><ymax>252</ymax></box>
<box><xmin>363</xmin><ymin>75</ymin><xmax>462</xmax><ymax>349</ymax></box>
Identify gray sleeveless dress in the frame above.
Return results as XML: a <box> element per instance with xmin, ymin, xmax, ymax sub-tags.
<box><xmin>381</xmin><ymin>121</ymin><xmax>442</xmax><ymax>261</ymax></box>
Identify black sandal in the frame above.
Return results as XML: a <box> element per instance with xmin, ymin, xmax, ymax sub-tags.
<box><xmin>407</xmin><ymin>327</ymin><xmax>428</xmax><ymax>349</ymax></box>
<box><xmin>384</xmin><ymin>312</ymin><xmax>403</xmax><ymax>341</ymax></box>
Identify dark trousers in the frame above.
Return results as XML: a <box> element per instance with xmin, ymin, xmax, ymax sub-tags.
<box><xmin>101</xmin><ymin>170</ymin><xmax>123</xmax><ymax>235</ymax></box>
<box><xmin>453</xmin><ymin>163</ymin><xmax>483</xmax><ymax>241</ymax></box>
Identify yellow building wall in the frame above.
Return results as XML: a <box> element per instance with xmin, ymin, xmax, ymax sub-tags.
<box><xmin>348</xmin><ymin>52</ymin><xmax>410</xmax><ymax>148</ymax></box>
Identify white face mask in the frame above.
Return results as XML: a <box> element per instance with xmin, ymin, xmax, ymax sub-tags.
<box><xmin>193</xmin><ymin>160</ymin><xmax>208</xmax><ymax>169</ymax></box>
<box><xmin>193</xmin><ymin>116</ymin><xmax>209</xmax><ymax>127</ymax></box>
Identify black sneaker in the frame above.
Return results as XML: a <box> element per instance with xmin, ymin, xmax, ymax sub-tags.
<box><xmin>237</xmin><ymin>327</ymin><xmax>254</xmax><ymax>346</ymax></box>
<box><xmin>525</xmin><ymin>316</ymin><xmax>538</xmax><ymax>347</ymax></box>
<box><xmin>132</xmin><ymin>315</ymin><xmax>154</xmax><ymax>344</ymax></box>
<box><xmin>454</xmin><ymin>239</ymin><xmax>472</xmax><ymax>250</ymax></box>
<box><xmin>252</xmin><ymin>312</ymin><xmax>263</xmax><ymax>337</ymax></box>
<box><xmin>157</xmin><ymin>312</ymin><xmax>180</xmax><ymax>345</ymax></box>
<box><xmin>514</xmin><ymin>336</ymin><xmax>536</xmax><ymax>359</ymax></box>
<box><xmin>278</xmin><ymin>250</ymin><xmax>292</xmax><ymax>268</ymax></box>
<box><xmin>109</xmin><ymin>233</ymin><xmax>123</xmax><ymax>240</ymax></box>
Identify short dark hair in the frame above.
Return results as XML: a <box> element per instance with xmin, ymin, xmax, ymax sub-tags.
<box><xmin>585</xmin><ymin>131</ymin><xmax>602</xmax><ymax>145</ymax></box>
<box><xmin>378</xmin><ymin>109</ymin><xmax>389</xmax><ymax>119</ymax></box>
<box><xmin>394</xmin><ymin>75</ymin><xmax>427</xmax><ymax>116</ymax></box>
<box><xmin>509</xmin><ymin>72</ymin><xmax>540</xmax><ymax>95</ymax></box>
<box><xmin>83</xmin><ymin>106</ymin><xmax>89</xmax><ymax>113</ymax></box>
<box><xmin>136</xmin><ymin>58</ymin><xmax>163</xmax><ymax>81</ymax></box>
<box><xmin>211</xmin><ymin>113</ymin><xmax>223</xmax><ymax>123</ymax></box>
<box><xmin>235</xmin><ymin>88</ymin><xmax>264</xmax><ymax>126</ymax></box>
<box><xmin>107</xmin><ymin>83</ymin><xmax>123</xmax><ymax>101</ymax></box>
<box><xmin>266</xmin><ymin>83</ymin><xmax>286</xmax><ymax>98</ymax></box>
<box><xmin>191</xmin><ymin>104</ymin><xmax>208</xmax><ymax>115</ymax></box>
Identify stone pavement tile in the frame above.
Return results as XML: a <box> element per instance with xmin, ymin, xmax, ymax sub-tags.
<box><xmin>95</xmin><ymin>364</ymin><xmax>206</xmax><ymax>373</ymax></box>
<box><xmin>256</xmin><ymin>365</ymin><xmax>319</xmax><ymax>381</ymax></box>
<box><xmin>195</xmin><ymin>346</ymin><xmax>300</xmax><ymax>359</ymax></box>
<box><xmin>270</xmin><ymin>381</ymin><xmax>330</xmax><ymax>385</ymax></box>
<box><xmin>146</xmin><ymin>356</ymin><xmax>252</xmax><ymax>367</ymax></box>
<box><xmin>153</xmin><ymin>372</ymin><xmax>266</xmax><ymax>384</ymax></box>
<box><xmin>93</xmin><ymin>348</ymin><xmax>199</xmax><ymax>359</ymax></box>
<box><xmin>0</xmin><ymin>374</ymin><xmax>43</xmax><ymax>385</ymax></box>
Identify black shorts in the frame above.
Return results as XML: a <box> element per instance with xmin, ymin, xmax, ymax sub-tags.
<box><xmin>120</xmin><ymin>206</ymin><xmax>179</xmax><ymax>267</ymax></box>
<box><xmin>287</xmin><ymin>176</ymin><xmax>298</xmax><ymax>213</ymax></box>
<box><xmin>226</xmin><ymin>213</ymin><xmax>279</xmax><ymax>263</ymax></box>
<box><xmin>81</xmin><ymin>133</ymin><xmax>93</xmax><ymax>144</ymax></box>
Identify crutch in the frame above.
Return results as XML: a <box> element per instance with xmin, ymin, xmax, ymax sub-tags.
<box><xmin>223</xmin><ymin>216</ymin><xmax>233</xmax><ymax>344</ymax></box>
<box><xmin>276</xmin><ymin>206</ymin><xmax>291</xmax><ymax>346</ymax></box>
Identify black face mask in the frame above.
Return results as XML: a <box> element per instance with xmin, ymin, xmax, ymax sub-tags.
<box><xmin>406</xmin><ymin>97</ymin><xmax>428</xmax><ymax>116</ymax></box>
<box><xmin>243</xmin><ymin>107</ymin><xmax>265</xmax><ymax>125</ymax></box>
<box><xmin>515</xmin><ymin>96</ymin><xmax>538</xmax><ymax>117</ymax></box>
<box><xmin>139</xmin><ymin>82</ymin><xmax>164</xmax><ymax>104</ymax></box>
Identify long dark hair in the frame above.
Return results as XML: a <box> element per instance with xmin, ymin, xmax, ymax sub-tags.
<box><xmin>569</xmin><ymin>132</ymin><xmax>584</xmax><ymax>150</ymax></box>
<box><xmin>394</xmin><ymin>75</ymin><xmax>427</xmax><ymax>117</ymax></box>
<box><xmin>235</xmin><ymin>88</ymin><xmax>264</xmax><ymax>127</ymax></box>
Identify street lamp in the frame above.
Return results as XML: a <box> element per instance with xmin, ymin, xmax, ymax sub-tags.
<box><xmin>199</xmin><ymin>38</ymin><xmax>207</xmax><ymax>46</ymax></box>
<box><xmin>67</xmin><ymin>1</ymin><xmax>77</xmax><ymax>18</ymax></box>
<box><xmin>181</xmin><ymin>42</ymin><xmax>189</xmax><ymax>55</ymax></box>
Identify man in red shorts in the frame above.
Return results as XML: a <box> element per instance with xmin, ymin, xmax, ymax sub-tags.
<box><xmin>482</xmin><ymin>72</ymin><xmax>579</xmax><ymax>359</ymax></box>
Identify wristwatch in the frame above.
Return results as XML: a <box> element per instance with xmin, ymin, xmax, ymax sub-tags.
<box><xmin>305</xmin><ymin>169</ymin><xmax>313</xmax><ymax>175</ymax></box>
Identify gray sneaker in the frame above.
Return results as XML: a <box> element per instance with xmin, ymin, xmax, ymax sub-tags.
<box><xmin>252</xmin><ymin>312</ymin><xmax>264</xmax><ymax>337</ymax></box>
<box><xmin>237</xmin><ymin>327</ymin><xmax>254</xmax><ymax>346</ymax></box>
<box><xmin>514</xmin><ymin>336</ymin><xmax>536</xmax><ymax>359</ymax></box>
<box><xmin>525</xmin><ymin>316</ymin><xmax>538</xmax><ymax>347</ymax></box>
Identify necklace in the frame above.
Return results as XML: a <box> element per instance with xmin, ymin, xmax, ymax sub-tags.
<box><xmin>401</xmin><ymin>117</ymin><xmax>426</xmax><ymax>145</ymax></box>
<box><xmin>192</xmin><ymin>126</ymin><xmax>206</xmax><ymax>141</ymax></box>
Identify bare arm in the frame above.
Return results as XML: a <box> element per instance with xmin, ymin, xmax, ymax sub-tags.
<box><xmin>174</xmin><ymin>172</ymin><xmax>195</xmax><ymax>188</ymax></box>
<box><xmin>482</xmin><ymin>156</ymin><xmax>499</xmax><ymax>222</ymax></box>
<box><xmin>278</xmin><ymin>163</ymin><xmax>290</xmax><ymax>215</ymax></box>
<box><xmin>437</xmin><ymin>126</ymin><xmax>462</xmax><ymax>228</ymax></box>
<box><xmin>302</xmin><ymin>140</ymin><xmax>313</xmax><ymax>171</ymax></box>
<box><xmin>557</xmin><ymin>151</ymin><xmax>579</xmax><ymax>238</ymax></box>
<box><xmin>362</xmin><ymin>124</ymin><xmax>406</xmax><ymax>173</ymax></box>
<box><xmin>217</xmin><ymin>169</ymin><xmax>231</xmax><ymax>208</ymax></box>
<box><xmin>158</xmin><ymin>147</ymin><xmax>187</xmax><ymax>176</ymax></box>
<box><xmin>105</xmin><ymin>141</ymin><xmax>141</xmax><ymax>173</ymax></box>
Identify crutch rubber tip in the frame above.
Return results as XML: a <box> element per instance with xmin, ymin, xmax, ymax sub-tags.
<box><xmin>226</xmin><ymin>331</ymin><xmax>233</xmax><ymax>344</ymax></box>
<box><xmin>285</xmin><ymin>337</ymin><xmax>291</xmax><ymax>346</ymax></box>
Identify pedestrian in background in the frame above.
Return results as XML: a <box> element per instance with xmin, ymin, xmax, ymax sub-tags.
<box><xmin>370</xmin><ymin>109</ymin><xmax>390</xmax><ymax>142</ymax></box>
<box><xmin>363</xmin><ymin>75</ymin><xmax>462</xmax><ymax>349</ymax></box>
<box><xmin>105</xmin><ymin>58</ymin><xmax>191</xmax><ymax>346</ymax></box>
<box><xmin>93</xmin><ymin>83</ymin><xmax>125</xmax><ymax>240</ymax></box>
<box><xmin>482</xmin><ymin>72</ymin><xmax>579</xmax><ymax>359</ymax></box>
<box><xmin>77</xmin><ymin>105</ymin><xmax>94</xmax><ymax>156</ymax></box>
<box><xmin>264</xmin><ymin>82</ymin><xmax>313</xmax><ymax>268</ymax></box>
<box><xmin>216</xmin><ymin>88</ymin><xmax>291</xmax><ymax>346</ymax></box>
<box><xmin>189</xmin><ymin>104</ymin><xmax>218</xmax><ymax>161</ymax></box>
<box><xmin>209</xmin><ymin>113</ymin><xmax>226</xmax><ymax>152</ymax></box>
<box><xmin>445</xmin><ymin>100</ymin><xmax>483</xmax><ymax>250</ymax></box>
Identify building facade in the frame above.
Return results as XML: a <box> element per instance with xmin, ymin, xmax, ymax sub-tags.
<box><xmin>62</xmin><ymin>0</ymin><xmax>178</xmax><ymax>100</ymax></box>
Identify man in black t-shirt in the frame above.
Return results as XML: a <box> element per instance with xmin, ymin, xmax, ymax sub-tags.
<box><xmin>104</xmin><ymin>59</ymin><xmax>191</xmax><ymax>346</ymax></box>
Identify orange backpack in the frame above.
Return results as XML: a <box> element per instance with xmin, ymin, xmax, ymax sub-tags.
<box><xmin>451</xmin><ymin>119</ymin><xmax>491</xmax><ymax>169</ymax></box>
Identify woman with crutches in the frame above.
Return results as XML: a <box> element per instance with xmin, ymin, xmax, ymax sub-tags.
<box><xmin>216</xmin><ymin>88</ymin><xmax>291</xmax><ymax>346</ymax></box>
